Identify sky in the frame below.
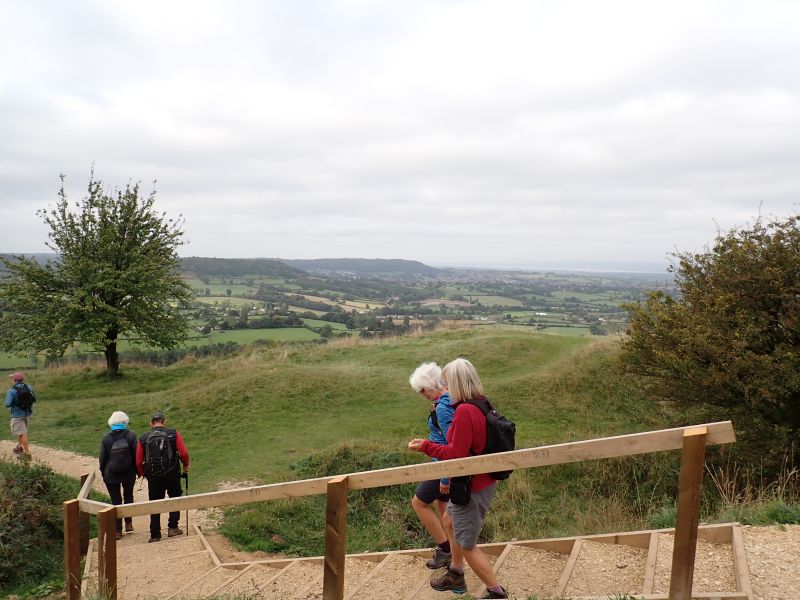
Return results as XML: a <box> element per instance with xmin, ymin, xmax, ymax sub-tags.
<box><xmin>1</xmin><ymin>1</ymin><xmax>799</xmax><ymax>272</ymax></box>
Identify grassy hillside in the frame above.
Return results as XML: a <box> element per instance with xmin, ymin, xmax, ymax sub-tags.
<box><xmin>20</xmin><ymin>327</ymin><xmax>671</xmax><ymax>490</ymax></box>
<box><xmin>8</xmin><ymin>326</ymin><xmax>797</xmax><ymax>561</ymax></box>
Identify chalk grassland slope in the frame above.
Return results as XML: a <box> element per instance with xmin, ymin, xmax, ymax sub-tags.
<box><xmin>19</xmin><ymin>327</ymin><xmax>666</xmax><ymax>493</ymax></box>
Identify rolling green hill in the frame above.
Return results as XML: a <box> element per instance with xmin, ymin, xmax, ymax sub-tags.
<box><xmin>11</xmin><ymin>325</ymin><xmax>797</xmax><ymax>556</ymax></box>
<box><xmin>23</xmin><ymin>327</ymin><xmax>664</xmax><ymax>489</ymax></box>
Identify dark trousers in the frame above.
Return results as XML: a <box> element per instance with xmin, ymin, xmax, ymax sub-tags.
<box><xmin>146</xmin><ymin>472</ymin><xmax>183</xmax><ymax>537</ymax></box>
<box><xmin>104</xmin><ymin>477</ymin><xmax>135</xmax><ymax>533</ymax></box>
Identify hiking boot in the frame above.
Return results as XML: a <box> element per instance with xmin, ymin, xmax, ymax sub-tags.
<box><xmin>430</xmin><ymin>567</ymin><xmax>467</xmax><ymax>594</ymax></box>
<box><xmin>148</xmin><ymin>536</ymin><xmax>161</xmax><ymax>543</ymax></box>
<box><xmin>482</xmin><ymin>586</ymin><xmax>508</xmax><ymax>598</ymax></box>
<box><xmin>12</xmin><ymin>445</ymin><xmax>23</xmax><ymax>454</ymax></box>
<box><xmin>426</xmin><ymin>546</ymin><xmax>452</xmax><ymax>569</ymax></box>
<box><xmin>124</xmin><ymin>521</ymin><xmax>134</xmax><ymax>532</ymax></box>
<box><xmin>167</xmin><ymin>527</ymin><xmax>183</xmax><ymax>537</ymax></box>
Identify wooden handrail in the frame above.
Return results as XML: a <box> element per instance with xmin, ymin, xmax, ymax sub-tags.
<box><xmin>77</xmin><ymin>471</ymin><xmax>95</xmax><ymax>500</ymax></box>
<box><xmin>97</xmin><ymin>421</ymin><xmax>734</xmax><ymax>518</ymax></box>
<box><xmin>68</xmin><ymin>420</ymin><xmax>736</xmax><ymax>600</ymax></box>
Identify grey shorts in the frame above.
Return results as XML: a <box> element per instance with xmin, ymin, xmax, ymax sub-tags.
<box><xmin>11</xmin><ymin>417</ymin><xmax>28</xmax><ymax>436</ymax></box>
<box><xmin>446</xmin><ymin>482</ymin><xmax>497</xmax><ymax>549</ymax></box>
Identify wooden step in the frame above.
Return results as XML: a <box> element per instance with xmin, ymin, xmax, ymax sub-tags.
<box><xmin>561</xmin><ymin>538</ymin><xmax>648</xmax><ymax>598</ymax></box>
<box><xmin>652</xmin><ymin>532</ymin><xmax>737</xmax><ymax>594</ymax></box>
<box><xmin>296</xmin><ymin>557</ymin><xmax>380</xmax><ymax>600</ymax></box>
<box><xmin>213</xmin><ymin>563</ymin><xmax>283</xmax><ymax>597</ymax></box>
<box><xmin>165</xmin><ymin>566</ymin><xmax>242</xmax><ymax>599</ymax></box>
<box><xmin>255</xmin><ymin>559</ymin><xmax>322</xmax><ymax>600</ymax></box>
<box><xmin>493</xmin><ymin>544</ymin><xmax>568</xmax><ymax>598</ymax></box>
<box><xmin>346</xmin><ymin>554</ymin><xmax>430</xmax><ymax>600</ymax></box>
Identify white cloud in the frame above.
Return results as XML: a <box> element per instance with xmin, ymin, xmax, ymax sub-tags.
<box><xmin>1</xmin><ymin>0</ymin><xmax>799</xmax><ymax>270</ymax></box>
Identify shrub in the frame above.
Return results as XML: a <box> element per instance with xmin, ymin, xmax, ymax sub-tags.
<box><xmin>0</xmin><ymin>460</ymin><xmax>77</xmax><ymax>589</ymax></box>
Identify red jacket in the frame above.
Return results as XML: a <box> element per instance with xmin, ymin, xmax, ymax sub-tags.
<box><xmin>420</xmin><ymin>399</ymin><xmax>495</xmax><ymax>492</ymax></box>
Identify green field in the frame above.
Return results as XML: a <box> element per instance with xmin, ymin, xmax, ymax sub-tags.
<box><xmin>288</xmin><ymin>305</ymin><xmax>328</xmax><ymax>316</ymax></box>
<box><xmin>469</xmin><ymin>295</ymin><xmax>525</xmax><ymax>307</ymax></box>
<box><xmin>301</xmin><ymin>318</ymin><xmax>349</xmax><ymax>331</ymax></box>
<box><xmin>196</xmin><ymin>296</ymin><xmax>258</xmax><ymax>307</ymax></box>
<box><xmin>184</xmin><ymin>328</ymin><xmax>320</xmax><ymax>345</ymax></box>
<box><xmin>0</xmin><ymin>351</ymin><xmax>34</xmax><ymax>370</ymax></box>
<box><xmin>0</xmin><ymin>327</ymin><xmax>320</xmax><ymax>369</ymax></box>
<box><xmin>540</xmin><ymin>326</ymin><xmax>593</xmax><ymax>336</ymax></box>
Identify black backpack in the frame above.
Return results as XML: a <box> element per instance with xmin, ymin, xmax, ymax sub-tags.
<box><xmin>143</xmin><ymin>428</ymin><xmax>176</xmax><ymax>478</ymax></box>
<box><xmin>465</xmin><ymin>397</ymin><xmax>516</xmax><ymax>480</ymax></box>
<box><xmin>13</xmin><ymin>384</ymin><xmax>36</xmax><ymax>411</ymax></box>
<box><xmin>106</xmin><ymin>433</ymin><xmax>134</xmax><ymax>477</ymax></box>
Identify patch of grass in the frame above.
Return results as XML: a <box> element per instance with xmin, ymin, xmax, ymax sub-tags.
<box><xmin>0</xmin><ymin>460</ymin><xmax>109</xmax><ymax>596</ymax></box>
<box><xmin>220</xmin><ymin>444</ymin><xmax>426</xmax><ymax>555</ymax></box>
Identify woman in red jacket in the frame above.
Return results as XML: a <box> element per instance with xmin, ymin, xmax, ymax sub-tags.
<box><xmin>408</xmin><ymin>358</ymin><xmax>508</xmax><ymax>599</ymax></box>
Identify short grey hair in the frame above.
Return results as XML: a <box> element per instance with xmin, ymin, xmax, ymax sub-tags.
<box><xmin>442</xmin><ymin>358</ymin><xmax>484</xmax><ymax>402</ymax></box>
<box><xmin>108</xmin><ymin>411</ymin><xmax>129</xmax><ymax>427</ymax></box>
<box><xmin>409</xmin><ymin>362</ymin><xmax>446</xmax><ymax>393</ymax></box>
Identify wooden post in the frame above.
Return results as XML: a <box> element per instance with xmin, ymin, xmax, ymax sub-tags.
<box><xmin>322</xmin><ymin>475</ymin><xmax>349</xmax><ymax>600</ymax></box>
<box><xmin>668</xmin><ymin>426</ymin><xmax>707</xmax><ymax>600</ymax></box>
<box><xmin>79</xmin><ymin>473</ymin><xmax>90</xmax><ymax>556</ymax></box>
<box><xmin>97</xmin><ymin>506</ymin><xmax>118</xmax><ymax>600</ymax></box>
<box><xmin>63</xmin><ymin>500</ymin><xmax>81</xmax><ymax>600</ymax></box>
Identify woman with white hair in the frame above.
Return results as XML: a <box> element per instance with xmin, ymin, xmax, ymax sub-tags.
<box><xmin>99</xmin><ymin>411</ymin><xmax>138</xmax><ymax>539</ymax></box>
<box><xmin>408</xmin><ymin>358</ymin><xmax>508</xmax><ymax>599</ymax></box>
<box><xmin>408</xmin><ymin>362</ymin><xmax>456</xmax><ymax>570</ymax></box>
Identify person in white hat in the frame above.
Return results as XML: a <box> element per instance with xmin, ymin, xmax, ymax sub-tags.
<box><xmin>99</xmin><ymin>411</ymin><xmax>139</xmax><ymax>539</ymax></box>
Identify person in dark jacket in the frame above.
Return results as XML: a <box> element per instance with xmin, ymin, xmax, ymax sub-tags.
<box><xmin>136</xmin><ymin>411</ymin><xmax>190</xmax><ymax>542</ymax></box>
<box><xmin>99</xmin><ymin>411</ymin><xmax>138</xmax><ymax>540</ymax></box>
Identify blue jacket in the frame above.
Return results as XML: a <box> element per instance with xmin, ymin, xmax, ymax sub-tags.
<box><xmin>427</xmin><ymin>392</ymin><xmax>455</xmax><ymax>484</ymax></box>
<box><xmin>5</xmin><ymin>383</ymin><xmax>34</xmax><ymax>418</ymax></box>
<box><xmin>427</xmin><ymin>391</ymin><xmax>454</xmax><ymax>445</ymax></box>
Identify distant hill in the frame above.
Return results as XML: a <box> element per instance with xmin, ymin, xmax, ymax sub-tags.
<box><xmin>281</xmin><ymin>258</ymin><xmax>439</xmax><ymax>278</ymax></box>
<box><xmin>181</xmin><ymin>257</ymin><xmax>306</xmax><ymax>279</ymax></box>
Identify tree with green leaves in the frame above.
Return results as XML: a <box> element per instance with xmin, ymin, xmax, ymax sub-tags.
<box><xmin>621</xmin><ymin>213</ymin><xmax>800</xmax><ymax>469</ymax></box>
<box><xmin>0</xmin><ymin>174</ymin><xmax>193</xmax><ymax>377</ymax></box>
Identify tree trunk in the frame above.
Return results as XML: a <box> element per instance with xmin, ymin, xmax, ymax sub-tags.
<box><xmin>105</xmin><ymin>340</ymin><xmax>120</xmax><ymax>377</ymax></box>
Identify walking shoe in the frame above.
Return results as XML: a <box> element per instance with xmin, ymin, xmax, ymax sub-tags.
<box><xmin>148</xmin><ymin>536</ymin><xmax>161</xmax><ymax>543</ymax></box>
<box><xmin>430</xmin><ymin>567</ymin><xmax>467</xmax><ymax>594</ymax></box>
<box><xmin>426</xmin><ymin>546</ymin><xmax>452</xmax><ymax>569</ymax></box>
<box><xmin>482</xmin><ymin>586</ymin><xmax>508</xmax><ymax>598</ymax></box>
<box><xmin>125</xmin><ymin>521</ymin><xmax>134</xmax><ymax>532</ymax></box>
<box><xmin>167</xmin><ymin>527</ymin><xmax>184</xmax><ymax>537</ymax></box>
<box><xmin>12</xmin><ymin>445</ymin><xmax>23</xmax><ymax>454</ymax></box>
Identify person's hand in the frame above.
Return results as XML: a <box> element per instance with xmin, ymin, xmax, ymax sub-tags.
<box><xmin>407</xmin><ymin>438</ymin><xmax>426</xmax><ymax>451</ymax></box>
<box><xmin>184</xmin><ymin>465</ymin><xmax>190</xmax><ymax>474</ymax></box>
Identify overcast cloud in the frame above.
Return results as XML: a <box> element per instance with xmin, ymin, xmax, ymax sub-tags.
<box><xmin>1</xmin><ymin>0</ymin><xmax>799</xmax><ymax>271</ymax></box>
